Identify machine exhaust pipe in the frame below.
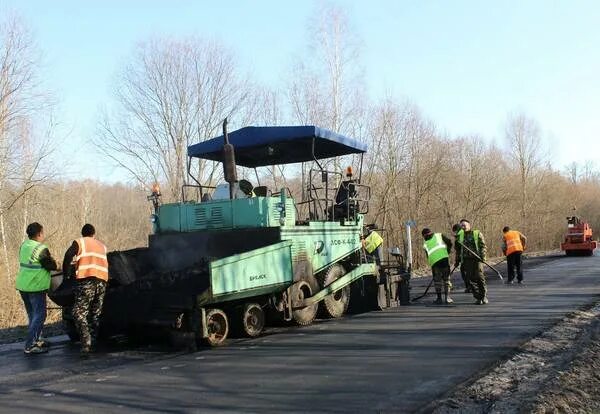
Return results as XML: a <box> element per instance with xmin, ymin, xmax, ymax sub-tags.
<box><xmin>222</xmin><ymin>118</ymin><xmax>238</xmax><ymax>199</ymax></box>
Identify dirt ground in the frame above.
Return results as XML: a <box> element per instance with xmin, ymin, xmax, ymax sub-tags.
<box><xmin>429</xmin><ymin>301</ymin><xmax>600</xmax><ymax>414</ymax></box>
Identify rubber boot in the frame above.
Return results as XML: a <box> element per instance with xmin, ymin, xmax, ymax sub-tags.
<box><xmin>444</xmin><ymin>287</ymin><xmax>453</xmax><ymax>304</ymax></box>
<box><xmin>433</xmin><ymin>291</ymin><xmax>443</xmax><ymax>305</ymax></box>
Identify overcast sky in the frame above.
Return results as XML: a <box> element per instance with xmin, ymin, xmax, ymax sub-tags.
<box><xmin>3</xmin><ymin>0</ymin><xmax>599</xmax><ymax>181</ymax></box>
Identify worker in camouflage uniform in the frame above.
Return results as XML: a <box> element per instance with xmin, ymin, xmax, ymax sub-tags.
<box><xmin>63</xmin><ymin>224</ymin><xmax>108</xmax><ymax>355</ymax></box>
<box><xmin>421</xmin><ymin>228</ymin><xmax>453</xmax><ymax>304</ymax></box>
<box><xmin>455</xmin><ymin>219</ymin><xmax>488</xmax><ymax>304</ymax></box>
<box><xmin>452</xmin><ymin>223</ymin><xmax>471</xmax><ymax>293</ymax></box>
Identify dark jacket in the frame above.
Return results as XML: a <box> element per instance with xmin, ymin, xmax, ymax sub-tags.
<box><xmin>62</xmin><ymin>241</ymin><xmax>79</xmax><ymax>279</ymax></box>
<box><xmin>39</xmin><ymin>248</ymin><xmax>59</xmax><ymax>272</ymax></box>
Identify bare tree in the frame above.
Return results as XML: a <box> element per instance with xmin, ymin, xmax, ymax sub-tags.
<box><xmin>504</xmin><ymin>112</ymin><xmax>546</xmax><ymax>219</ymax></box>
<box><xmin>565</xmin><ymin>161</ymin><xmax>578</xmax><ymax>185</ymax></box>
<box><xmin>284</xmin><ymin>3</ymin><xmax>368</xmax><ymax>214</ymax></box>
<box><xmin>96</xmin><ymin>37</ymin><xmax>252</xmax><ymax>202</ymax></box>
<box><xmin>0</xmin><ymin>14</ymin><xmax>46</xmax><ymax>136</ymax></box>
<box><xmin>309</xmin><ymin>3</ymin><xmax>363</xmax><ymax>133</ymax></box>
<box><xmin>287</xmin><ymin>4</ymin><xmax>366</xmax><ymax>174</ymax></box>
<box><xmin>0</xmin><ymin>14</ymin><xmax>56</xmax><ymax>279</ymax></box>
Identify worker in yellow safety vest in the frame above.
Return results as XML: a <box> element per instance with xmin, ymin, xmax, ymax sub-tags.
<box><xmin>362</xmin><ymin>226</ymin><xmax>383</xmax><ymax>265</ymax></box>
<box><xmin>502</xmin><ymin>226</ymin><xmax>527</xmax><ymax>284</ymax></box>
<box><xmin>16</xmin><ymin>222</ymin><xmax>60</xmax><ymax>354</ymax></box>
<box><xmin>422</xmin><ymin>228</ymin><xmax>453</xmax><ymax>304</ymax></box>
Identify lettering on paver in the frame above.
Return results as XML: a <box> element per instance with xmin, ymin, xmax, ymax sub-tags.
<box><xmin>249</xmin><ymin>274</ymin><xmax>267</xmax><ymax>282</ymax></box>
<box><xmin>330</xmin><ymin>238</ymin><xmax>356</xmax><ymax>246</ymax></box>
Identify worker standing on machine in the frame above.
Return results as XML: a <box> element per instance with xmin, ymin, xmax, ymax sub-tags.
<box><xmin>362</xmin><ymin>225</ymin><xmax>383</xmax><ymax>265</ymax></box>
<box><xmin>63</xmin><ymin>224</ymin><xmax>109</xmax><ymax>355</ymax></box>
<box><xmin>455</xmin><ymin>219</ymin><xmax>489</xmax><ymax>305</ymax></box>
<box><xmin>421</xmin><ymin>228</ymin><xmax>453</xmax><ymax>305</ymax></box>
<box><xmin>502</xmin><ymin>226</ymin><xmax>527</xmax><ymax>284</ymax></box>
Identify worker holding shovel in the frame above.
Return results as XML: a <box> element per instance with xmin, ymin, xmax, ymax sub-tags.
<box><xmin>455</xmin><ymin>219</ymin><xmax>489</xmax><ymax>305</ymax></box>
<box><xmin>452</xmin><ymin>223</ymin><xmax>470</xmax><ymax>293</ymax></box>
<box><xmin>421</xmin><ymin>228</ymin><xmax>454</xmax><ymax>305</ymax></box>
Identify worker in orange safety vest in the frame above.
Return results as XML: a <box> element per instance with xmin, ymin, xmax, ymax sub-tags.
<box><xmin>502</xmin><ymin>226</ymin><xmax>527</xmax><ymax>284</ymax></box>
<box><xmin>63</xmin><ymin>224</ymin><xmax>108</xmax><ymax>355</ymax></box>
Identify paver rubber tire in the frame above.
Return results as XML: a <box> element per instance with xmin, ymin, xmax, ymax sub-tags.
<box><xmin>232</xmin><ymin>303</ymin><xmax>265</xmax><ymax>338</ymax></box>
<box><xmin>203</xmin><ymin>308</ymin><xmax>229</xmax><ymax>347</ymax></box>
<box><xmin>291</xmin><ymin>273</ymin><xmax>319</xmax><ymax>326</ymax></box>
<box><xmin>317</xmin><ymin>264</ymin><xmax>350</xmax><ymax>319</ymax></box>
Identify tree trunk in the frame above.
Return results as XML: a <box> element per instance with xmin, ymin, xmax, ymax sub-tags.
<box><xmin>0</xmin><ymin>207</ymin><xmax>12</xmax><ymax>281</ymax></box>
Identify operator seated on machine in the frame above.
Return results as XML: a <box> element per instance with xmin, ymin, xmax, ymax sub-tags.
<box><xmin>329</xmin><ymin>166</ymin><xmax>358</xmax><ymax>219</ymax></box>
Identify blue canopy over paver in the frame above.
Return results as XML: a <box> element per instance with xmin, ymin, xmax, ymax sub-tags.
<box><xmin>187</xmin><ymin>125</ymin><xmax>367</xmax><ymax>168</ymax></box>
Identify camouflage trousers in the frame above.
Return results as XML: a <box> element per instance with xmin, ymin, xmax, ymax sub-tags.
<box><xmin>73</xmin><ymin>278</ymin><xmax>107</xmax><ymax>348</ymax></box>
<box><xmin>432</xmin><ymin>263</ymin><xmax>451</xmax><ymax>293</ymax></box>
<box><xmin>463</xmin><ymin>259</ymin><xmax>486</xmax><ymax>300</ymax></box>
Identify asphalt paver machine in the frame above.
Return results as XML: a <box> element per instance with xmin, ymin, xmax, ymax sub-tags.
<box><xmin>51</xmin><ymin>124</ymin><xmax>410</xmax><ymax>346</ymax></box>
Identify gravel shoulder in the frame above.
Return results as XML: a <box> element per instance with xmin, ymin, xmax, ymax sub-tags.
<box><xmin>427</xmin><ymin>300</ymin><xmax>600</xmax><ymax>414</ymax></box>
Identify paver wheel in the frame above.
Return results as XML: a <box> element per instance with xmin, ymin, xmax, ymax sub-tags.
<box><xmin>317</xmin><ymin>264</ymin><xmax>350</xmax><ymax>319</ymax></box>
<box><xmin>291</xmin><ymin>274</ymin><xmax>319</xmax><ymax>326</ymax></box>
<box><xmin>204</xmin><ymin>308</ymin><xmax>229</xmax><ymax>347</ymax></box>
<box><xmin>239</xmin><ymin>303</ymin><xmax>265</xmax><ymax>337</ymax></box>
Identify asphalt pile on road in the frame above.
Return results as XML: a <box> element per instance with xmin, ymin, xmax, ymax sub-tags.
<box><xmin>429</xmin><ymin>301</ymin><xmax>600</xmax><ymax>414</ymax></box>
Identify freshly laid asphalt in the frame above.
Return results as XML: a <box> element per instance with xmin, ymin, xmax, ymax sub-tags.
<box><xmin>0</xmin><ymin>253</ymin><xmax>599</xmax><ymax>413</ymax></box>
